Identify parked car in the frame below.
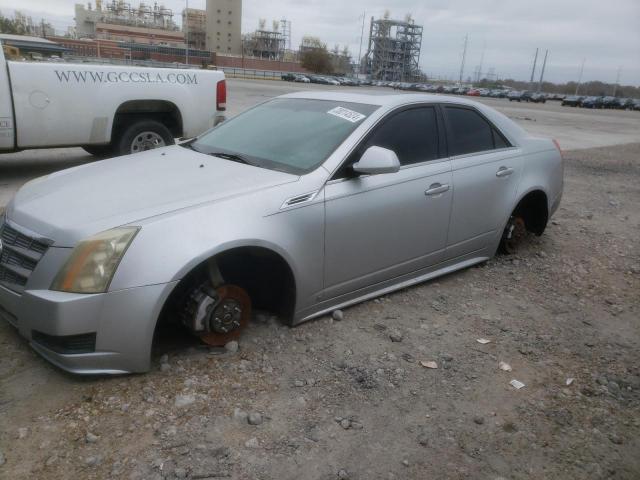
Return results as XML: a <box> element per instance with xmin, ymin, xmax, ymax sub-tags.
<box><xmin>281</xmin><ymin>73</ymin><xmax>296</xmax><ymax>81</ymax></box>
<box><xmin>632</xmin><ymin>99</ymin><xmax>640</xmax><ymax>111</ymax></box>
<box><xmin>0</xmin><ymin>92</ymin><xmax>563</xmax><ymax>374</ymax></box>
<box><xmin>508</xmin><ymin>91</ymin><xmax>525</xmax><ymax>102</ymax></box>
<box><xmin>602</xmin><ymin>96</ymin><xmax>618</xmax><ymax>109</ymax></box>
<box><xmin>466</xmin><ymin>89</ymin><xmax>481</xmax><ymax>96</ymax></box>
<box><xmin>293</xmin><ymin>74</ymin><xmax>310</xmax><ymax>83</ymax></box>
<box><xmin>580</xmin><ymin>96</ymin><xmax>604</xmax><ymax>109</ymax></box>
<box><xmin>614</xmin><ymin>98</ymin><xmax>633</xmax><ymax>110</ymax></box>
<box><xmin>308</xmin><ymin>75</ymin><xmax>332</xmax><ymax>85</ymax></box>
<box><xmin>561</xmin><ymin>95</ymin><xmax>583</xmax><ymax>107</ymax></box>
<box><xmin>0</xmin><ymin>41</ymin><xmax>226</xmax><ymax>157</ymax></box>
<box><xmin>547</xmin><ymin>93</ymin><xmax>565</xmax><ymax>101</ymax></box>
<box><xmin>529</xmin><ymin>93</ymin><xmax>547</xmax><ymax>103</ymax></box>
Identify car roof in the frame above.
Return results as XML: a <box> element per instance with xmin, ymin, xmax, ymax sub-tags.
<box><xmin>281</xmin><ymin>91</ymin><xmax>496</xmax><ymax>108</ymax></box>
<box><xmin>278</xmin><ymin>91</ymin><xmax>530</xmax><ymax>143</ymax></box>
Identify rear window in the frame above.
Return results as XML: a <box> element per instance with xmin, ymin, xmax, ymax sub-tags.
<box><xmin>444</xmin><ymin>107</ymin><xmax>510</xmax><ymax>156</ymax></box>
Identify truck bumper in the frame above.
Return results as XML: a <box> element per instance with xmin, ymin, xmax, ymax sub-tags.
<box><xmin>0</xmin><ymin>281</ymin><xmax>178</xmax><ymax>375</ymax></box>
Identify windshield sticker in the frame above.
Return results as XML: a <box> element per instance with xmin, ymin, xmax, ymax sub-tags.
<box><xmin>327</xmin><ymin>106</ymin><xmax>367</xmax><ymax>123</ymax></box>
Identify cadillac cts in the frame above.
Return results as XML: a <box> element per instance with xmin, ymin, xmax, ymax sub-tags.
<box><xmin>0</xmin><ymin>92</ymin><xmax>563</xmax><ymax>374</ymax></box>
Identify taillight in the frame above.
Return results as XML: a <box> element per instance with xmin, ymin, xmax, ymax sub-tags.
<box><xmin>552</xmin><ymin>139</ymin><xmax>563</xmax><ymax>159</ymax></box>
<box><xmin>216</xmin><ymin>80</ymin><xmax>226</xmax><ymax>111</ymax></box>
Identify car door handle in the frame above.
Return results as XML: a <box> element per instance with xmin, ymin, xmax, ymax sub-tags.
<box><xmin>425</xmin><ymin>183</ymin><xmax>450</xmax><ymax>196</ymax></box>
<box><xmin>496</xmin><ymin>167</ymin><xmax>514</xmax><ymax>177</ymax></box>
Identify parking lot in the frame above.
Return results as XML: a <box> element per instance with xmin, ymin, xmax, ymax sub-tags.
<box><xmin>1</xmin><ymin>79</ymin><xmax>639</xmax><ymax>480</ymax></box>
<box><xmin>2</xmin><ymin>79</ymin><xmax>640</xmax><ymax>208</ymax></box>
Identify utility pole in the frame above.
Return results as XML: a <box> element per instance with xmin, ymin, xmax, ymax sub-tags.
<box><xmin>357</xmin><ymin>11</ymin><xmax>366</xmax><ymax>76</ymax></box>
<box><xmin>537</xmin><ymin>49</ymin><xmax>548</xmax><ymax>92</ymax></box>
<box><xmin>185</xmin><ymin>0</ymin><xmax>189</xmax><ymax>65</ymax></box>
<box><xmin>458</xmin><ymin>34</ymin><xmax>468</xmax><ymax>85</ymax></box>
<box><xmin>612</xmin><ymin>66</ymin><xmax>622</xmax><ymax>96</ymax></box>
<box><xmin>477</xmin><ymin>40</ymin><xmax>486</xmax><ymax>84</ymax></box>
<box><xmin>575</xmin><ymin>58</ymin><xmax>585</xmax><ymax>95</ymax></box>
<box><xmin>529</xmin><ymin>48</ymin><xmax>538</xmax><ymax>90</ymax></box>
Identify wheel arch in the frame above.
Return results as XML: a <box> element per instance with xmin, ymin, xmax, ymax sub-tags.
<box><xmin>511</xmin><ymin>187</ymin><xmax>549</xmax><ymax>235</ymax></box>
<box><xmin>111</xmin><ymin>99</ymin><xmax>184</xmax><ymax>139</ymax></box>
<box><xmin>157</xmin><ymin>240</ymin><xmax>299</xmax><ymax>330</ymax></box>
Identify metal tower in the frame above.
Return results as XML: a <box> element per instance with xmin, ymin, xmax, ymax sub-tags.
<box><xmin>364</xmin><ymin>16</ymin><xmax>423</xmax><ymax>82</ymax></box>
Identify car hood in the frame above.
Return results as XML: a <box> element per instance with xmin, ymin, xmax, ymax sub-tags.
<box><xmin>8</xmin><ymin>145</ymin><xmax>298</xmax><ymax>246</ymax></box>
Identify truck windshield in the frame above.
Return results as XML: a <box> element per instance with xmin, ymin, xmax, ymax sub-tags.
<box><xmin>189</xmin><ymin>98</ymin><xmax>379</xmax><ymax>175</ymax></box>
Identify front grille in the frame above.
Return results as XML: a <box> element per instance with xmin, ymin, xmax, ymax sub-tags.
<box><xmin>0</xmin><ymin>220</ymin><xmax>51</xmax><ymax>293</ymax></box>
<box><xmin>32</xmin><ymin>330</ymin><xmax>97</xmax><ymax>355</ymax></box>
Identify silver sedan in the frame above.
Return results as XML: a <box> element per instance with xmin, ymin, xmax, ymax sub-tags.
<box><xmin>0</xmin><ymin>92</ymin><xmax>563</xmax><ymax>374</ymax></box>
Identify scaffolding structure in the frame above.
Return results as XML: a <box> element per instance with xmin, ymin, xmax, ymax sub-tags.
<box><xmin>365</xmin><ymin>16</ymin><xmax>423</xmax><ymax>81</ymax></box>
<box><xmin>75</xmin><ymin>1</ymin><xmax>179</xmax><ymax>39</ymax></box>
<box><xmin>279</xmin><ymin>18</ymin><xmax>291</xmax><ymax>51</ymax></box>
<box><xmin>243</xmin><ymin>28</ymin><xmax>285</xmax><ymax>60</ymax></box>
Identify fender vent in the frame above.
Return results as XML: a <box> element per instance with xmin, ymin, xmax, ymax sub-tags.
<box><xmin>281</xmin><ymin>191</ymin><xmax>318</xmax><ymax>209</ymax></box>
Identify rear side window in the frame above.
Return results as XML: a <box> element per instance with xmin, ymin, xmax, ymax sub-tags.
<box><xmin>361</xmin><ymin>107</ymin><xmax>440</xmax><ymax>166</ymax></box>
<box><xmin>444</xmin><ymin>107</ymin><xmax>510</xmax><ymax>156</ymax></box>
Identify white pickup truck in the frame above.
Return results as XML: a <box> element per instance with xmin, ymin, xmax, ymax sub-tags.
<box><xmin>0</xmin><ymin>43</ymin><xmax>226</xmax><ymax>156</ymax></box>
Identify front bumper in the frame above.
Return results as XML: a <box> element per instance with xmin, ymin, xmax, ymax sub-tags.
<box><xmin>0</xmin><ymin>281</ymin><xmax>178</xmax><ymax>374</ymax></box>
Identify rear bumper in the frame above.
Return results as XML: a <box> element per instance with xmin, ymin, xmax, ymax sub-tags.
<box><xmin>0</xmin><ymin>281</ymin><xmax>178</xmax><ymax>374</ymax></box>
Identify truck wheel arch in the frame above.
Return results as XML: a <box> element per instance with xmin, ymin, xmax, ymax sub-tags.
<box><xmin>111</xmin><ymin>100</ymin><xmax>184</xmax><ymax>140</ymax></box>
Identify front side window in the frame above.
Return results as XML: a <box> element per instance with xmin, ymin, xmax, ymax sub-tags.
<box><xmin>333</xmin><ymin>106</ymin><xmax>441</xmax><ymax>179</ymax></box>
<box><xmin>190</xmin><ymin>99</ymin><xmax>379</xmax><ymax>175</ymax></box>
<box><xmin>444</xmin><ymin>106</ymin><xmax>510</xmax><ymax>156</ymax></box>
<box><xmin>360</xmin><ymin>107</ymin><xmax>440</xmax><ymax>166</ymax></box>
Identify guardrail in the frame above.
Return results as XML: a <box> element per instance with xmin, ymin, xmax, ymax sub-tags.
<box><xmin>220</xmin><ymin>67</ymin><xmax>295</xmax><ymax>80</ymax></box>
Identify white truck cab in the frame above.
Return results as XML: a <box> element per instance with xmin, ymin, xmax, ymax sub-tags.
<box><xmin>0</xmin><ymin>42</ymin><xmax>226</xmax><ymax>156</ymax></box>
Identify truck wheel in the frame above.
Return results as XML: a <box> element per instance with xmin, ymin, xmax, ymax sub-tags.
<box><xmin>116</xmin><ymin>120</ymin><xmax>174</xmax><ymax>156</ymax></box>
<box><xmin>82</xmin><ymin>144</ymin><xmax>114</xmax><ymax>157</ymax></box>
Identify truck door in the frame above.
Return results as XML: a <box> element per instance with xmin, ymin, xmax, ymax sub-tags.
<box><xmin>0</xmin><ymin>45</ymin><xmax>16</xmax><ymax>150</ymax></box>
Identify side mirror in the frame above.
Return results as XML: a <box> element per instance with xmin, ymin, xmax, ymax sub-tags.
<box><xmin>352</xmin><ymin>146</ymin><xmax>401</xmax><ymax>175</ymax></box>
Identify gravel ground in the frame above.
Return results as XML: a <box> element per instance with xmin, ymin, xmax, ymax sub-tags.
<box><xmin>0</xmin><ymin>142</ymin><xmax>639</xmax><ymax>480</ymax></box>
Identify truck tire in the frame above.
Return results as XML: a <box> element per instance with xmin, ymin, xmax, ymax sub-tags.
<box><xmin>115</xmin><ymin>119</ymin><xmax>174</xmax><ymax>156</ymax></box>
<box><xmin>82</xmin><ymin>144</ymin><xmax>115</xmax><ymax>157</ymax></box>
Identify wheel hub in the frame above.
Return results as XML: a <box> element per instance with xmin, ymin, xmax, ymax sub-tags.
<box><xmin>130</xmin><ymin>131</ymin><xmax>166</xmax><ymax>153</ymax></box>
<box><xmin>183</xmin><ymin>284</ymin><xmax>251</xmax><ymax>346</ymax></box>
<box><xmin>504</xmin><ymin>216</ymin><xmax>526</xmax><ymax>253</ymax></box>
<box><xmin>211</xmin><ymin>298</ymin><xmax>242</xmax><ymax>333</ymax></box>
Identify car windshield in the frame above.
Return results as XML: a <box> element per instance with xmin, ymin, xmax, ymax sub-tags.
<box><xmin>189</xmin><ymin>98</ymin><xmax>378</xmax><ymax>175</ymax></box>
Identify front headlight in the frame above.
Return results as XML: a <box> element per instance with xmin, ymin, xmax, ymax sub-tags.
<box><xmin>51</xmin><ymin>227</ymin><xmax>139</xmax><ymax>294</ymax></box>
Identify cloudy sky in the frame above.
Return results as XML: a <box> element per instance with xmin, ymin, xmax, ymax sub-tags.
<box><xmin>1</xmin><ymin>0</ymin><xmax>639</xmax><ymax>85</ymax></box>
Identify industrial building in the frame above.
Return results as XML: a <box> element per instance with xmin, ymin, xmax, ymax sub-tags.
<box><xmin>364</xmin><ymin>15</ymin><xmax>423</xmax><ymax>82</ymax></box>
<box><xmin>182</xmin><ymin>7</ymin><xmax>207</xmax><ymax>51</ymax></box>
<box><xmin>205</xmin><ymin>0</ymin><xmax>242</xmax><ymax>55</ymax></box>
<box><xmin>74</xmin><ymin>1</ymin><xmax>183</xmax><ymax>47</ymax></box>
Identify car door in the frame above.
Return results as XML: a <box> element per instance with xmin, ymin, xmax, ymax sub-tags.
<box><xmin>322</xmin><ymin>105</ymin><xmax>452</xmax><ymax>300</ymax></box>
<box><xmin>442</xmin><ymin>105</ymin><xmax>523</xmax><ymax>258</ymax></box>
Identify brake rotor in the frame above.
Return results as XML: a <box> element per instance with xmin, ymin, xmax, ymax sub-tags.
<box><xmin>504</xmin><ymin>216</ymin><xmax>527</xmax><ymax>254</ymax></box>
<box><xmin>198</xmin><ymin>285</ymin><xmax>251</xmax><ymax>346</ymax></box>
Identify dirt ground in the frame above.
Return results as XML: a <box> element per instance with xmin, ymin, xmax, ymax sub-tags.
<box><xmin>1</xmin><ymin>141</ymin><xmax>639</xmax><ymax>479</ymax></box>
